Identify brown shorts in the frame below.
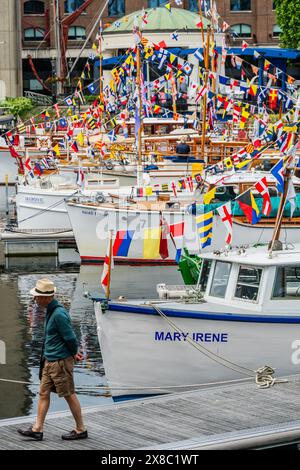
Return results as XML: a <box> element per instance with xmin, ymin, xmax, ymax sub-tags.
<box><xmin>40</xmin><ymin>357</ymin><xmax>75</xmax><ymax>398</ymax></box>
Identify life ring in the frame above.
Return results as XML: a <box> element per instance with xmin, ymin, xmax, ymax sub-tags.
<box><xmin>96</xmin><ymin>192</ymin><xmax>106</xmax><ymax>204</ymax></box>
<box><xmin>104</xmin><ymin>160</ymin><xmax>114</xmax><ymax>170</ymax></box>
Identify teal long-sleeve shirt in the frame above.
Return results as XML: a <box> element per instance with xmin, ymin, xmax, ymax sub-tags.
<box><xmin>44</xmin><ymin>299</ymin><xmax>78</xmax><ymax>361</ymax></box>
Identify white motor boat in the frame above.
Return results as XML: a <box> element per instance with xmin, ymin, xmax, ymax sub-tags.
<box><xmin>93</xmin><ymin>244</ymin><xmax>300</xmax><ymax>400</ymax></box>
<box><xmin>66</xmin><ymin>171</ymin><xmax>300</xmax><ymax>264</ymax></box>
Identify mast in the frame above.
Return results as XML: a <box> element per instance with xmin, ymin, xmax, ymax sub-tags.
<box><xmin>197</xmin><ymin>0</ymin><xmax>210</xmax><ymax>162</ymax></box>
<box><xmin>53</xmin><ymin>0</ymin><xmax>63</xmax><ymax>96</ymax></box>
<box><xmin>99</xmin><ymin>19</ymin><xmax>104</xmax><ymax>131</ymax></box>
<box><xmin>201</xmin><ymin>27</ymin><xmax>211</xmax><ymax>164</ymax></box>
<box><xmin>136</xmin><ymin>28</ymin><xmax>143</xmax><ymax>188</ymax></box>
<box><xmin>269</xmin><ymin>168</ymin><xmax>291</xmax><ymax>253</ymax></box>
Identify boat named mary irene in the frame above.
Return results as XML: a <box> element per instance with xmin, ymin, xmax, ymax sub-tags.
<box><xmin>93</xmin><ymin>244</ymin><xmax>300</xmax><ymax>400</ymax></box>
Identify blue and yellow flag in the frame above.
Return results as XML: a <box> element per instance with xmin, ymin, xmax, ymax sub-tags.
<box><xmin>196</xmin><ymin>211</ymin><xmax>213</xmax><ymax>249</ymax></box>
<box><xmin>237</xmin><ymin>190</ymin><xmax>261</xmax><ymax>225</ymax></box>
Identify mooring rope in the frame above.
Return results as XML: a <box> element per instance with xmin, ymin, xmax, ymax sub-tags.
<box><xmin>149</xmin><ymin>303</ymin><xmax>288</xmax><ymax>389</ymax></box>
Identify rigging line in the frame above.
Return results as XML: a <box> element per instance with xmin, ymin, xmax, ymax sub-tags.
<box><xmin>67</xmin><ymin>0</ymin><xmax>110</xmax><ymax>80</ymax></box>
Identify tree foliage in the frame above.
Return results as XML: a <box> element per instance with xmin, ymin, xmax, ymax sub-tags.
<box><xmin>0</xmin><ymin>97</ymin><xmax>33</xmax><ymax>118</ymax></box>
<box><xmin>274</xmin><ymin>0</ymin><xmax>300</xmax><ymax>49</ymax></box>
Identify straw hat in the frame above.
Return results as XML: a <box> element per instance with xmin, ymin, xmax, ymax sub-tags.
<box><xmin>30</xmin><ymin>279</ymin><xmax>57</xmax><ymax>297</ymax></box>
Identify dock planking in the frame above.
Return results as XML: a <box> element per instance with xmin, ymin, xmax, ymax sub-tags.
<box><xmin>1</xmin><ymin>375</ymin><xmax>300</xmax><ymax>450</ymax></box>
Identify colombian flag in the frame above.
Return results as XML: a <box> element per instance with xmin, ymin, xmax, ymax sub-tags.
<box><xmin>113</xmin><ymin>230</ymin><xmax>134</xmax><ymax>257</ymax></box>
<box><xmin>237</xmin><ymin>190</ymin><xmax>261</xmax><ymax>225</ymax></box>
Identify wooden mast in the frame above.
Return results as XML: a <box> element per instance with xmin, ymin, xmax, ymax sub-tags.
<box><xmin>99</xmin><ymin>20</ymin><xmax>103</xmax><ymax>107</ymax></box>
<box><xmin>197</xmin><ymin>0</ymin><xmax>210</xmax><ymax>162</ymax></box>
<box><xmin>136</xmin><ymin>27</ymin><xmax>143</xmax><ymax>187</ymax></box>
<box><xmin>269</xmin><ymin>168</ymin><xmax>291</xmax><ymax>253</ymax></box>
<box><xmin>201</xmin><ymin>28</ymin><xmax>211</xmax><ymax>164</ymax></box>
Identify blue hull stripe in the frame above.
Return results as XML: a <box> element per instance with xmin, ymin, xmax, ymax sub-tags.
<box><xmin>93</xmin><ymin>299</ymin><xmax>300</xmax><ymax>324</ymax></box>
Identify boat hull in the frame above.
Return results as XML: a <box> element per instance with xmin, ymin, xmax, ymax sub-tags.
<box><xmin>94</xmin><ymin>301</ymin><xmax>300</xmax><ymax>398</ymax></box>
<box><xmin>67</xmin><ymin>202</ymin><xmax>300</xmax><ymax>264</ymax></box>
<box><xmin>67</xmin><ymin>203</ymin><xmax>199</xmax><ymax>264</ymax></box>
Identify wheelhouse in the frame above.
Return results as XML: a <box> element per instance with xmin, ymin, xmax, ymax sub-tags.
<box><xmin>199</xmin><ymin>248</ymin><xmax>300</xmax><ymax>313</ymax></box>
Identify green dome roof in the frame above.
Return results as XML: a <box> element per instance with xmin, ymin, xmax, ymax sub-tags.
<box><xmin>104</xmin><ymin>7</ymin><xmax>210</xmax><ymax>34</ymax></box>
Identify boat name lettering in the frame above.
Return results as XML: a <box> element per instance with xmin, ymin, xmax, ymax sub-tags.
<box><xmin>25</xmin><ymin>196</ymin><xmax>44</xmax><ymax>204</ymax></box>
<box><xmin>82</xmin><ymin>209</ymin><xmax>97</xmax><ymax>216</ymax></box>
<box><xmin>155</xmin><ymin>331</ymin><xmax>228</xmax><ymax>343</ymax></box>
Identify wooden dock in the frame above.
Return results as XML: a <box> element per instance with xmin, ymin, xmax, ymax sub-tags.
<box><xmin>1</xmin><ymin>375</ymin><xmax>300</xmax><ymax>450</ymax></box>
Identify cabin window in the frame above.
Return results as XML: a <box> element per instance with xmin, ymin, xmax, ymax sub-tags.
<box><xmin>235</xmin><ymin>266</ymin><xmax>262</xmax><ymax>301</ymax></box>
<box><xmin>198</xmin><ymin>259</ymin><xmax>212</xmax><ymax>291</ymax></box>
<box><xmin>272</xmin><ymin>267</ymin><xmax>300</xmax><ymax>299</ymax></box>
<box><xmin>209</xmin><ymin>261</ymin><xmax>231</xmax><ymax>298</ymax></box>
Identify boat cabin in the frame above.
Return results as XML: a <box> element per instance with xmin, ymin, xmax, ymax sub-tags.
<box><xmin>198</xmin><ymin>246</ymin><xmax>300</xmax><ymax>314</ymax></box>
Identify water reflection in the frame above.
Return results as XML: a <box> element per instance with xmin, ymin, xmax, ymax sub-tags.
<box><xmin>0</xmin><ymin>259</ymin><xmax>110</xmax><ymax>419</ymax></box>
<box><xmin>0</xmin><ymin>252</ymin><xmax>182</xmax><ymax>419</ymax></box>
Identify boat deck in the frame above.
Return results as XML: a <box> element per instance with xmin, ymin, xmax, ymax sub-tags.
<box><xmin>1</xmin><ymin>375</ymin><xmax>300</xmax><ymax>450</ymax></box>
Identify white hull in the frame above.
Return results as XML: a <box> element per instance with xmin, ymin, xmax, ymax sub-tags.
<box><xmin>94</xmin><ymin>301</ymin><xmax>300</xmax><ymax>398</ymax></box>
<box><xmin>67</xmin><ymin>201</ymin><xmax>300</xmax><ymax>263</ymax></box>
<box><xmin>16</xmin><ymin>187</ymin><xmax>76</xmax><ymax>231</ymax></box>
<box><xmin>16</xmin><ymin>183</ymin><xmax>129</xmax><ymax>231</ymax></box>
<box><xmin>67</xmin><ymin>203</ymin><xmax>198</xmax><ymax>263</ymax></box>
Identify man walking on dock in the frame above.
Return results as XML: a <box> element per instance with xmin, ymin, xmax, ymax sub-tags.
<box><xmin>17</xmin><ymin>279</ymin><xmax>88</xmax><ymax>441</ymax></box>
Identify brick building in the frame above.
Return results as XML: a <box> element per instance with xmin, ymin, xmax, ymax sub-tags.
<box><xmin>11</xmin><ymin>1</ymin><xmax>284</xmax><ymax>95</ymax></box>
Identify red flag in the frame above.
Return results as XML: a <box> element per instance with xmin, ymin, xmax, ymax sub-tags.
<box><xmin>101</xmin><ymin>234</ymin><xmax>114</xmax><ymax>297</ymax></box>
<box><xmin>53</xmin><ymin>103</ymin><xmax>60</xmax><ymax>118</ymax></box>
<box><xmin>171</xmin><ymin>181</ymin><xmax>177</xmax><ymax>197</ymax></box>
<box><xmin>8</xmin><ymin>145</ymin><xmax>20</xmax><ymax>158</ymax></box>
<box><xmin>17</xmin><ymin>157</ymin><xmax>24</xmax><ymax>174</ymax></box>
<box><xmin>216</xmin><ymin>202</ymin><xmax>233</xmax><ymax>245</ymax></box>
<box><xmin>269</xmin><ymin>89</ymin><xmax>278</xmax><ymax>110</ymax></box>
<box><xmin>158</xmin><ymin>40</ymin><xmax>167</xmax><ymax>49</ymax></box>
<box><xmin>242</xmin><ymin>41</ymin><xmax>249</xmax><ymax>52</ymax></box>
<box><xmin>71</xmin><ymin>141</ymin><xmax>79</xmax><ymax>153</ymax></box>
<box><xmin>159</xmin><ymin>215</ymin><xmax>169</xmax><ymax>260</ymax></box>
<box><xmin>254</xmin><ymin>177</ymin><xmax>271</xmax><ymax>216</ymax></box>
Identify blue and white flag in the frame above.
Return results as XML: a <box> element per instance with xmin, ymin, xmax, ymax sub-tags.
<box><xmin>194</xmin><ymin>48</ymin><xmax>204</xmax><ymax>62</ymax></box>
<box><xmin>64</xmin><ymin>96</ymin><xmax>73</xmax><ymax>107</ymax></box>
<box><xmin>87</xmin><ymin>82</ymin><xmax>97</xmax><ymax>95</ymax></box>
<box><xmin>271</xmin><ymin>159</ymin><xmax>285</xmax><ymax>194</ymax></box>
<box><xmin>108</xmin><ymin>130</ymin><xmax>117</xmax><ymax>142</ymax></box>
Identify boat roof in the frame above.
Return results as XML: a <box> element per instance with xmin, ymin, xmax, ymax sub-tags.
<box><xmin>201</xmin><ymin>245</ymin><xmax>300</xmax><ymax>266</ymax></box>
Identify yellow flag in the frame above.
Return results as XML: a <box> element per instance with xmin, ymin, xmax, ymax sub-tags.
<box><xmin>192</xmin><ymin>163</ymin><xmax>204</xmax><ymax>178</ymax></box>
<box><xmin>143</xmin><ymin>228</ymin><xmax>161</xmax><ymax>259</ymax></box>
<box><xmin>235</xmin><ymin>159</ymin><xmax>251</xmax><ymax>170</ymax></box>
<box><xmin>203</xmin><ymin>188</ymin><xmax>216</xmax><ymax>205</ymax></box>
<box><xmin>77</xmin><ymin>132</ymin><xmax>85</xmax><ymax>147</ymax></box>
<box><xmin>224</xmin><ymin>157</ymin><xmax>233</xmax><ymax>169</ymax></box>
<box><xmin>52</xmin><ymin>144</ymin><xmax>60</xmax><ymax>156</ymax></box>
<box><xmin>145</xmin><ymin>186</ymin><xmax>153</xmax><ymax>196</ymax></box>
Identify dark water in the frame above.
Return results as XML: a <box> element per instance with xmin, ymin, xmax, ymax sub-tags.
<box><xmin>0</xmin><ymin>250</ymin><xmax>182</xmax><ymax>419</ymax></box>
